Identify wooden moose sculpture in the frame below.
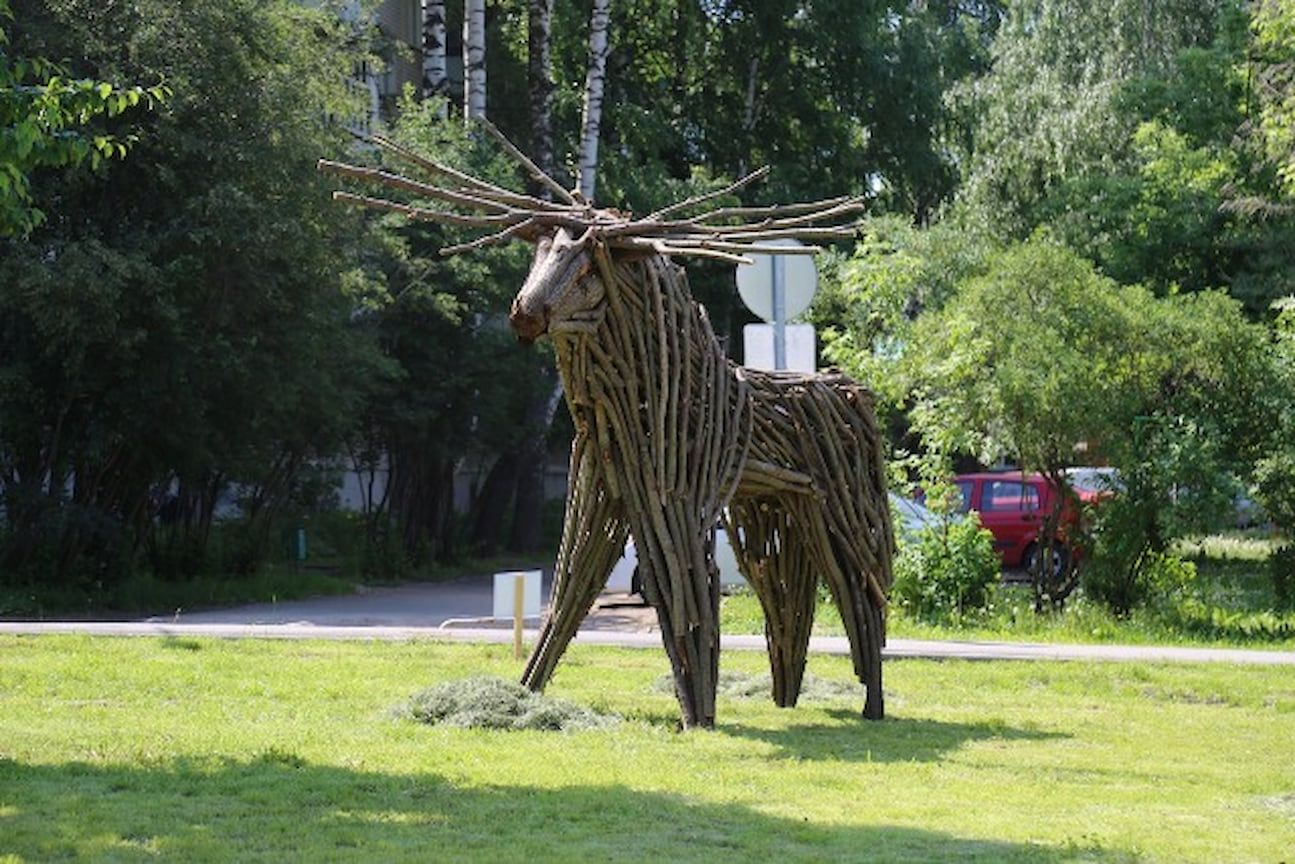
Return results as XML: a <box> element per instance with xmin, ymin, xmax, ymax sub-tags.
<box><xmin>321</xmin><ymin>127</ymin><xmax>894</xmax><ymax>728</ymax></box>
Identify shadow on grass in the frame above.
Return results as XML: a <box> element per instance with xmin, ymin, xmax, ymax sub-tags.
<box><xmin>720</xmin><ymin>709</ymin><xmax>1066</xmax><ymax>764</ymax></box>
<box><xmin>0</xmin><ymin>755</ymin><xmax>1121</xmax><ymax>863</ymax></box>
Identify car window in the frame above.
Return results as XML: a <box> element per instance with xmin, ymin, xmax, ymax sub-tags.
<box><xmin>980</xmin><ymin>480</ymin><xmax>1040</xmax><ymax>512</ymax></box>
<box><xmin>952</xmin><ymin>481</ymin><xmax>973</xmax><ymax>512</ymax></box>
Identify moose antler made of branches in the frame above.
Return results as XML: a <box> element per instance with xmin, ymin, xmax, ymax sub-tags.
<box><xmin>318</xmin><ymin>119</ymin><xmax>865</xmax><ymax>261</ymax></box>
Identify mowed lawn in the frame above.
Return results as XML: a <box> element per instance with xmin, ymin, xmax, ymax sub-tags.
<box><xmin>1</xmin><ymin>635</ymin><xmax>1292</xmax><ymax>863</ymax></box>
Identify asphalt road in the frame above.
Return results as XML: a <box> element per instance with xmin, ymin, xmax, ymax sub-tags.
<box><xmin>2</xmin><ymin>573</ymin><xmax>1293</xmax><ymax>666</ymax></box>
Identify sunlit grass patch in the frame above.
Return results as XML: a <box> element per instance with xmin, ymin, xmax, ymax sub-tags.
<box><xmin>1</xmin><ymin>636</ymin><xmax>1292</xmax><ymax>862</ymax></box>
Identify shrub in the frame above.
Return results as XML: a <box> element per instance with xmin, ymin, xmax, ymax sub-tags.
<box><xmin>891</xmin><ymin>514</ymin><xmax>1001</xmax><ymax>623</ymax></box>
<box><xmin>1270</xmin><ymin>544</ymin><xmax>1295</xmax><ymax>612</ymax></box>
<box><xmin>1156</xmin><ymin>597</ymin><xmax>1295</xmax><ymax>642</ymax></box>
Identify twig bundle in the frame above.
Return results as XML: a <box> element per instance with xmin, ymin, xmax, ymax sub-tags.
<box><xmin>318</xmin><ymin>120</ymin><xmax>865</xmax><ymax>264</ymax></box>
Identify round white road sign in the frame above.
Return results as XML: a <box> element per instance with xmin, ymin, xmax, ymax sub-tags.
<box><xmin>735</xmin><ymin>238</ymin><xmax>818</xmax><ymax>322</ymax></box>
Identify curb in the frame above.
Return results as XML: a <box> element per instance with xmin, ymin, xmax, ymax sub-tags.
<box><xmin>1</xmin><ymin>621</ymin><xmax>1293</xmax><ymax>665</ymax></box>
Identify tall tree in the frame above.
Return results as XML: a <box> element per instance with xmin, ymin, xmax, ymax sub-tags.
<box><xmin>1252</xmin><ymin>0</ymin><xmax>1295</xmax><ymax>195</ymax></box>
<box><xmin>464</xmin><ymin>0</ymin><xmax>487</xmax><ymax>120</ymax></box>
<box><xmin>1</xmin><ymin>0</ymin><xmax>381</xmax><ymax>584</ymax></box>
<box><xmin>526</xmin><ymin>0</ymin><xmax>555</xmax><ymax>184</ymax></box>
<box><xmin>421</xmin><ymin>0</ymin><xmax>448</xmax><ymax>106</ymax></box>
<box><xmin>503</xmin><ymin>0</ymin><xmax>563</xmax><ymax>556</ymax></box>
<box><xmin>852</xmin><ymin>234</ymin><xmax>1271</xmax><ymax>610</ymax></box>
<box><xmin>950</xmin><ymin>0</ymin><xmax>1237</xmax><ymax>237</ymax></box>
<box><xmin>577</xmin><ymin>0</ymin><xmax>611</xmax><ymax>201</ymax></box>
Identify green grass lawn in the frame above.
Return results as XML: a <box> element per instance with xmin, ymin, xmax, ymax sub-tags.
<box><xmin>2</xmin><ymin>635</ymin><xmax>1292</xmax><ymax>862</ymax></box>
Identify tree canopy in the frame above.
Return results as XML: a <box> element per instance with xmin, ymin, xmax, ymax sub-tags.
<box><xmin>1</xmin><ymin>0</ymin><xmax>383</xmax><ymax>584</ymax></box>
<box><xmin>0</xmin><ymin>0</ymin><xmax>166</xmax><ymax>234</ymax></box>
<box><xmin>4</xmin><ymin>0</ymin><xmax>1294</xmax><ymax>607</ymax></box>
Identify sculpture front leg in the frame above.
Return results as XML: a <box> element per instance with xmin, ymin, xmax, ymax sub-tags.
<box><xmin>522</xmin><ymin>435</ymin><xmax>627</xmax><ymax>691</ymax></box>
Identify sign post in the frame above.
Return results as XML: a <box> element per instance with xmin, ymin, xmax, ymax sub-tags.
<box><xmin>772</xmin><ymin>256</ymin><xmax>787</xmax><ymax>369</ymax></box>
<box><xmin>736</xmin><ymin>239</ymin><xmax>818</xmax><ymax>372</ymax></box>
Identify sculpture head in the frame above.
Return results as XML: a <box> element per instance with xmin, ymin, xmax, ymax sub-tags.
<box><xmin>509</xmin><ymin>227</ymin><xmax>604</xmax><ymax>344</ymax></box>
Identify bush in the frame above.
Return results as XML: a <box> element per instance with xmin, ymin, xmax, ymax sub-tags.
<box><xmin>399</xmin><ymin>676</ymin><xmax>619</xmax><ymax>732</ymax></box>
<box><xmin>1270</xmin><ymin>544</ymin><xmax>1295</xmax><ymax>612</ymax></box>
<box><xmin>891</xmin><ymin>514</ymin><xmax>1001</xmax><ymax>624</ymax></box>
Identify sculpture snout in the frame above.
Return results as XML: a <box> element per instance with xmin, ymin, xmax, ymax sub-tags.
<box><xmin>509</xmin><ymin>297</ymin><xmax>549</xmax><ymax>344</ymax></box>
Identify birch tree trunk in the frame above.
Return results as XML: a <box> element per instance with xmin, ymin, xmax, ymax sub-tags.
<box><xmin>421</xmin><ymin>0</ymin><xmax>448</xmax><ymax>109</ymax></box>
<box><xmin>464</xmin><ymin>0</ymin><xmax>487</xmax><ymax>121</ymax></box>
<box><xmin>527</xmin><ymin>0</ymin><xmax>555</xmax><ymax>189</ymax></box>
<box><xmin>577</xmin><ymin>0</ymin><xmax>612</xmax><ymax>201</ymax></box>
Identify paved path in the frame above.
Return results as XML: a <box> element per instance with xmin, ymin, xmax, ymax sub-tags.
<box><xmin>2</xmin><ymin>619</ymin><xmax>1294</xmax><ymax>665</ymax></box>
<box><xmin>2</xmin><ymin>575</ymin><xmax>1292</xmax><ymax>665</ymax></box>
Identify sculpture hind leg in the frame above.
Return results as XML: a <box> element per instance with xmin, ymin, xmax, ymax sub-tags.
<box><xmin>724</xmin><ymin>500</ymin><xmax>817</xmax><ymax>708</ymax></box>
<box><xmin>790</xmin><ymin>377</ymin><xmax>894</xmax><ymax>720</ymax></box>
<box><xmin>794</xmin><ymin>505</ymin><xmax>886</xmax><ymax>720</ymax></box>
<box><xmin>522</xmin><ymin>434</ymin><xmax>628</xmax><ymax>692</ymax></box>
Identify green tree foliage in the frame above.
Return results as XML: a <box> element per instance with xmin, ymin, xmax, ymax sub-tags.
<box><xmin>824</xmin><ymin>233</ymin><xmax>1272</xmax><ymax>611</ymax></box>
<box><xmin>501</xmin><ymin>0</ymin><xmax>1003</xmax><ymax>222</ymax></box>
<box><xmin>0</xmin><ymin>0</ymin><xmax>384</xmax><ymax>586</ymax></box>
<box><xmin>952</xmin><ymin>0</ymin><xmax>1295</xmax><ymax>310</ymax></box>
<box><xmin>1253</xmin><ymin>0</ymin><xmax>1295</xmax><ymax>195</ymax></box>
<box><xmin>814</xmin><ymin>216</ymin><xmax>994</xmax><ymax>414</ymax></box>
<box><xmin>0</xmin><ymin>0</ymin><xmax>166</xmax><ymax>235</ymax></box>
<box><xmin>951</xmin><ymin>0</ymin><xmax>1230</xmax><ymax>236</ymax></box>
<box><xmin>1255</xmin><ymin>299</ymin><xmax>1295</xmax><ymax>536</ymax></box>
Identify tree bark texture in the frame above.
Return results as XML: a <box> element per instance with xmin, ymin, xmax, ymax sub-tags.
<box><xmin>527</xmin><ymin>0</ymin><xmax>556</xmax><ymax>193</ymax></box>
<box><xmin>577</xmin><ymin>0</ymin><xmax>611</xmax><ymax>201</ymax></box>
<box><xmin>464</xmin><ymin>0</ymin><xmax>487</xmax><ymax>121</ymax></box>
<box><xmin>421</xmin><ymin>0</ymin><xmax>448</xmax><ymax>106</ymax></box>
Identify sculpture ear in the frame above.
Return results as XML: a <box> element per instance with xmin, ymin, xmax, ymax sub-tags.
<box><xmin>531</xmin><ymin>232</ymin><xmax>555</xmax><ymax>266</ymax></box>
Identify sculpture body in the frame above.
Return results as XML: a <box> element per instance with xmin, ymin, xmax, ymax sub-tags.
<box><xmin>511</xmin><ymin>229</ymin><xmax>893</xmax><ymax>727</ymax></box>
<box><xmin>322</xmin><ymin>134</ymin><xmax>894</xmax><ymax>729</ymax></box>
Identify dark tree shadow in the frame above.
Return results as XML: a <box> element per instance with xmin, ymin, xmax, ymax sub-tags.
<box><xmin>718</xmin><ymin>708</ymin><xmax>1067</xmax><ymax>764</ymax></box>
<box><xmin>0</xmin><ymin>754</ymin><xmax>1126</xmax><ymax>863</ymax></box>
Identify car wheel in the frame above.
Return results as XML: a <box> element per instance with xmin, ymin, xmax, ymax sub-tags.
<box><xmin>1024</xmin><ymin>542</ymin><xmax>1069</xmax><ymax>579</ymax></box>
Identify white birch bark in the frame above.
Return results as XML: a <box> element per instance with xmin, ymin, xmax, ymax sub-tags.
<box><xmin>577</xmin><ymin>0</ymin><xmax>612</xmax><ymax>202</ymax></box>
<box><xmin>464</xmin><ymin>0</ymin><xmax>487</xmax><ymax>122</ymax></box>
<box><xmin>527</xmin><ymin>0</ymin><xmax>555</xmax><ymax>190</ymax></box>
<box><xmin>421</xmin><ymin>0</ymin><xmax>448</xmax><ymax>109</ymax></box>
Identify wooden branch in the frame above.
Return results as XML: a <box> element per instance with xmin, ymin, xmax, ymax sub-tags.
<box><xmin>323</xmin><ymin>135</ymin><xmax>864</xmax><ymax>263</ymax></box>
<box><xmin>329</xmin><ymin>190</ymin><xmax>519</xmax><ymax>228</ymax></box>
<box><xmin>320</xmin><ymin>160</ymin><xmax>516</xmax><ymax>215</ymax></box>
<box><xmin>438</xmin><ymin>218</ymin><xmax>540</xmax><ymax>255</ymax></box>
<box><xmin>643</xmin><ymin>242</ymin><xmax>754</xmax><ymax>265</ymax></box>
<box><xmin>367</xmin><ymin>133</ymin><xmax>573</xmax><ymax>214</ymax></box>
<box><xmin>474</xmin><ymin>116</ymin><xmax>577</xmax><ymax>205</ymax></box>
<box><xmin>689</xmin><ymin>196</ymin><xmax>862</xmax><ymax>224</ymax></box>
<box><xmin>720</xmin><ymin>227</ymin><xmax>857</xmax><ymax>244</ymax></box>
<box><xmin>644</xmin><ymin>165</ymin><xmax>771</xmax><ymax>221</ymax></box>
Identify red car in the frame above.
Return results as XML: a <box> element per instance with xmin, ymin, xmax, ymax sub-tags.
<box><xmin>946</xmin><ymin>471</ymin><xmax>1101</xmax><ymax>572</ymax></box>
